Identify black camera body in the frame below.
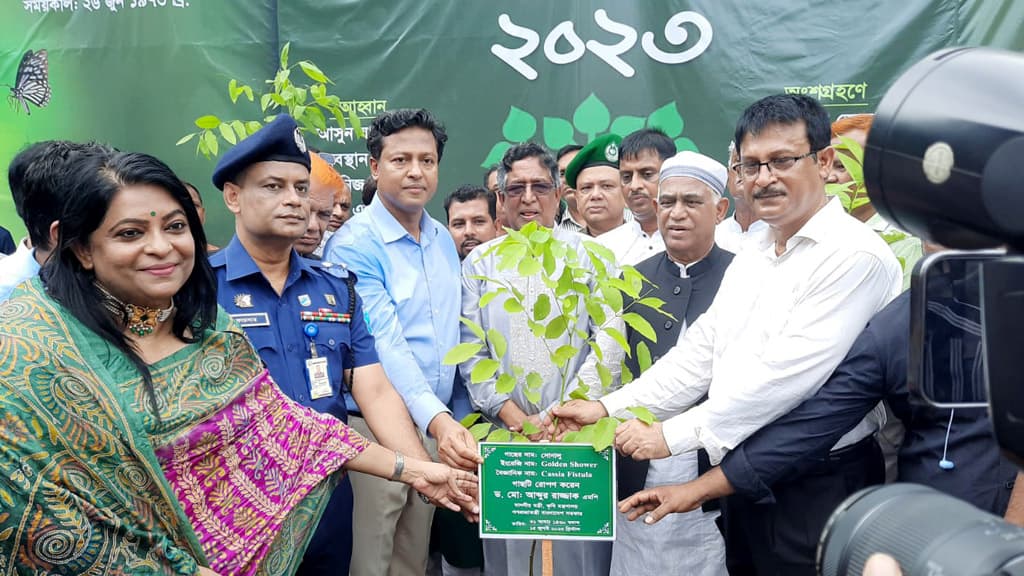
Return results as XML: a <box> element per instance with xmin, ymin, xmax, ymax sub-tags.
<box><xmin>818</xmin><ymin>47</ymin><xmax>1024</xmax><ymax>576</ymax></box>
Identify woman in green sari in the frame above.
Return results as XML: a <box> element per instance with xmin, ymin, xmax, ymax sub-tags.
<box><xmin>0</xmin><ymin>151</ymin><xmax>476</xmax><ymax>575</ymax></box>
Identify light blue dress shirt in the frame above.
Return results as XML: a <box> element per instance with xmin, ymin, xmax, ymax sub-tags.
<box><xmin>323</xmin><ymin>197</ymin><xmax>461</xmax><ymax>432</ymax></box>
<box><xmin>0</xmin><ymin>240</ymin><xmax>41</xmax><ymax>303</ymax></box>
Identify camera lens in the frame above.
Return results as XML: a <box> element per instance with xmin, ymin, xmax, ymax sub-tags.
<box><xmin>818</xmin><ymin>483</ymin><xmax>1024</xmax><ymax>576</ymax></box>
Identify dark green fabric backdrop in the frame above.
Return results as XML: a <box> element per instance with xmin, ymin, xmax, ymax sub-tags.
<box><xmin>1</xmin><ymin>0</ymin><xmax>1021</xmax><ymax>244</ymax></box>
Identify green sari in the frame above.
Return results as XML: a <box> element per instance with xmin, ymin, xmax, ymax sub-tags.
<box><xmin>0</xmin><ymin>278</ymin><xmax>367</xmax><ymax>575</ymax></box>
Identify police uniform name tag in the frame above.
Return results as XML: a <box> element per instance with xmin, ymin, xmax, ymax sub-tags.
<box><xmin>230</xmin><ymin>312</ymin><xmax>271</xmax><ymax>328</ymax></box>
<box><xmin>306</xmin><ymin>357</ymin><xmax>332</xmax><ymax>399</ymax></box>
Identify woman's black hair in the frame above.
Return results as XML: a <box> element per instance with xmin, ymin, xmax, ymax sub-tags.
<box><xmin>43</xmin><ymin>151</ymin><xmax>218</xmax><ymax>416</ymax></box>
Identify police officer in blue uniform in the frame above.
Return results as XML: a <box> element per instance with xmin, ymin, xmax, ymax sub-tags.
<box><xmin>210</xmin><ymin>114</ymin><xmax>433</xmax><ymax>575</ymax></box>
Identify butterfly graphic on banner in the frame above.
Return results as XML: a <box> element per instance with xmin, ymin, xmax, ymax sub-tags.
<box><xmin>6</xmin><ymin>49</ymin><xmax>51</xmax><ymax>115</ymax></box>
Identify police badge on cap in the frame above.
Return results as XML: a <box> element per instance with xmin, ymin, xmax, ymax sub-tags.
<box><xmin>211</xmin><ymin>114</ymin><xmax>312</xmax><ymax>190</ymax></box>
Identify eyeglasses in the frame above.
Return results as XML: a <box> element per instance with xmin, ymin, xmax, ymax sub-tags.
<box><xmin>504</xmin><ymin>181</ymin><xmax>555</xmax><ymax>198</ymax></box>
<box><xmin>732</xmin><ymin>150</ymin><xmax>818</xmax><ymax>180</ymax></box>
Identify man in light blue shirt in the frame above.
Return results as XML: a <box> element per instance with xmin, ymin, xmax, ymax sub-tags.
<box><xmin>324</xmin><ymin>108</ymin><xmax>480</xmax><ymax>576</ymax></box>
<box><xmin>1</xmin><ymin>141</ymin><xmax>112</xmax><ymax>303</ymax></box>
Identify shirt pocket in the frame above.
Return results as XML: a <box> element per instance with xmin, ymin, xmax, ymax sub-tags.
<box><xmin>314</xmin><ymin>323</ymin><xmax>354</xmax><ymax>390</ymax></box>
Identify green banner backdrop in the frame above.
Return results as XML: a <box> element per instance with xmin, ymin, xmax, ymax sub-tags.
<box><xmin>1</xmin><ymin>0</ymin><xmax>1022</xmax><ymax>245</ymax></box>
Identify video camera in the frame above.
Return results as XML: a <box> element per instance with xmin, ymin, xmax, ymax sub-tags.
<box><xmin>817</xmin><ymin>46</ymin><xmax>1024</xmax><ymax>576</ymax></box>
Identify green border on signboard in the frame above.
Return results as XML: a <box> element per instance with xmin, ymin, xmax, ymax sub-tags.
<box><xmin>478</xmin><ymin>442</ymin><xmax>616</xmax><ymax>541</ymax></box>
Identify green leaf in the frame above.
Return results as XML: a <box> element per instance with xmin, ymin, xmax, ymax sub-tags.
<box><xmin>637</xmin><ymin>340</ymin><xmax>653</xmax><ymax>372</ymax></box>
<box><xmin>569</xmin><ymin>388</ymin><xmax>590</xmax><ymax>401</ymax></box>
<box><xmin>587</xmin><ymin>340</ymin><xmax>604</xmax><ymax>363</ymax></box>
<box><xmin>479</xmin><ymin>289</ymin><xmax>502</xmax><ymax>309</ymax></box>
<box><xmin>621</xmin><ymin>361</ymin><xmax>635</xmax><ymax>384</ymax></box>
<box><xmin>647</xmin><ymin>101</ymin><xmax>684</xmax><ymax>138</ymax></box>
<box><xmin>242</xmin><ymin>85</ymin><xmax>254</xmax><ymax>102</ymax></box>
<box><xmin>606</xmin><ymin>327</ymin><xmax>629</xmax><ymax>356</ymax></box>
<box><xmin>487</xmin><ymin>328</ymin><xmax>508</xmax><ymax>359</ymax></box>
<box><xmin>175</xmin><ymin>133</ymin><xmax>196</xmax><ymax>146</ymax></box>
<box><xmin>584</xmin><ymin>240</ymin><xmax>616</xmax><ymax>267</ymax></box>
<box><xmin>503</xmin><ymin>298</ymin><xmax>524</xmax><ymax>314</ymax></box>
<box><xmin>637</xmin><ymin>297</ymin><xmax>666</xmax><ymax>311</ymax></box>
<box><xmin>552</xmin><ymin>344</ymin><xmax>578</xmax><ymax>368</ymax></box>
<box><xmin>246</xmin><ymin>121</ymin><xmax>263</xmax><ymax>135</ymax></box>
<box><xmin>260</xmin><ymin>93</ymin><xmax>273</xmax><ymax>112</ymax></box>
<box><xmin>495</xmin><ymin>373</ymin><xmax>516</xmax><ymax>394</ymax></box>
<box><xmin>310</xmin><ymin>83</ymin><xmax>326</xmax><ymax>100</ymax></box>
<box><xmin>442</xmin><ymin>342</ymin><xmax>483</xmax><ymax>365</ymax></box>
<box><xmin>542</xmin><ymin>249</ymin><xmax>556</xmax><ymax>277</ymax></box>
<box><xmin>600</xmin><ymin>283</ymin><xmax>623</xmax><ymax>313</ymax></box>
<box><xmin>202</xmin><ymin>130</ymin><xmax>219</xmax><ymax>156</ymax></box>
<box><xmin>299</xmin><ymin>61</ymin><xmax>330</xmax><ymax>84</ymax></box>
<box><xmin>585</xmin><ymin>299</ymin><xmax>607</xmax><ymax>327</ymax></box>
<box><xmin>279</xmin><ymin>42</ymin><xmax>291</xmax><ymax>69</ymax></box>
<box><xmin>623</xmin><ymin>312</ymin><xmax>656</xmax><ymax>342</ymax></box>
<box><xmin>230</xmin><ymin>120</ymin><xmax>247</xmax><ymax>141</ymax></box>
<box><xmin>592</xmin><ymin>417</ymin><xmax>617</xmax><ymax>451</ymax></box>
<box><xmin>520</xmin><ymin>419</ymin><xmax>541</xmax><ymax>435</ymax></box>
<box><xmin>529</xmin><ymin>228</ymin><xmax>552</xmax><ymax>245</ymax></box>
<box><xmin>469</xmin><ymin>422</ymin><xmax>492</xmax><ymax>441</ymax></box>
<box><xmin>596</xmin><ymin>362</ymin><xmax>613</xmax><ymax>390</ymax></box>
<box><xmin>674</xmin><ymin>137</ymin><xmax>699</xmax><ymax>153</ymax></box>
<box><xmin>525</xmin><ymin>371</ymin><xmax>543</xmax><ymax>391</ymax></box>
<box><xmin>347</xmin><ymin>107</ymin><xmax>363</xmax><ymax>138</ymax></box>
<box><xmin>543</xmin><ymin>117</ymin><xmax>576</xmax><ymax>150</ymax></box>
<box><xmin>218</xmin><ymin>123</ymin><xmax>237</xmax><ymax>145</ymax></box>
<box><xmin>534</xmin><ymin>293</ymin><xmax>551</xmax><ymax>321</ymax></box>
<box><xmin>628</xmin><ymin>406</ymin><xmax>656</xmax><ymax>425</ymax></box>
<box><xmin>518</xmin><ymin>256</ymin><xmax>542</xmax><ymax>276</ymax></box>
<box><xmin>195</xmin><ymin>115</ymin><xmax>221</xmax><ymax>129</ymax></box>
<box><xmin>460</xmin><ymin>317</ymin><xmax>486</xmax><ymax>342</ymax></box>
<box><xmin>471</xmin><ymin>359</ymin><xmax>500</xmax><ymax>383</ymax></box>
<box><xmin>523</xmin><ymin>388</ymin><xmax>541</xmax><ymax>404</ymax></box>
<box><xmin>482</xmin><ymin>141</ymin><xmax>513</xmax><ymax>169</ymax></box>
<box><xmin>306</xmin><ymin>106</ymin><xmax>328</xmax><ymax>131</ymax></box>
<box><xmin>228</xmin><ymin>79</ymin><xmax>241</xmax><ymax>103</ymax></box>
<box><xmin>544</xmin><ymin>316</ymin><xmax>568</xmax><ymax>340</ymax></box>
<box><xmin>487</xmin><ymin>428</ymin><xmax>512</xmax><ymax>443</ymax></box>
<box><xmin>609</xmin><ymin>115</ymin><xmax>645</xmax><ymax>137</ymax></box>
<box><xmin>502</xmin><ymin>105</ymin><xmax>537</xmax><ymax>142</ymax></box>
<box><xmin>573</xmin><ymin>93</ymin><xmax>611</xmax><ymax>139</ymax></box>
<box><xmin>460</xmin><ymin>412</ymin><xmax>483</xmax><ymax>427</ymax></box>
<box><xmin>331</xmin><ymin>106</ymin><xmax>348</xmax><ymax>130</ymax></box>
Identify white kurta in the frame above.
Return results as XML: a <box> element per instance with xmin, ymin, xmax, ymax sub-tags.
<box><xmin>595</xmin><ymin>220</ymin><xmax>665</xmax><ymax>266</ymax></box>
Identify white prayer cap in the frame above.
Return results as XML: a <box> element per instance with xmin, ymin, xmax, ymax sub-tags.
<box><xmin>658</xmin><ymin>151</ymin><xmax>728</xmax><ymax>198</ymax></box>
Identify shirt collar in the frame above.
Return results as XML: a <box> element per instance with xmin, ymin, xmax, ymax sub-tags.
<box><xmin>220</xmin><ymin>235</ymin><xmax>318</xmax><ymax>282</ymax></box>
<box><xmin>368</xmin><ymin>195</ymin><xmax>436</xmax><ymax>246</ymax></box>
<box><xmin>756</xmin><ymin>195</ymin><xmax>842</xmax><ymax>252</ymax></box>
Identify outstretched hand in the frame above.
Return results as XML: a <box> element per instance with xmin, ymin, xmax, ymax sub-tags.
<box><xmin>409</xmin><ymin>460</ymin><xmax>480</xmax><ymax>520</ymax></box>
<box><xmin>618</xmin><ymin>482</ymin><xmax>704</xmax><ymax>524</ymax></box>
<box><xmin>615</xmin><ymin>419</ymin><xmax>670</xmax><ymax>460</ymax></box>
<box><xmin>548</xmin><ymin>400</ymin><xmax>607</xmax><ymax>439</ymax></box>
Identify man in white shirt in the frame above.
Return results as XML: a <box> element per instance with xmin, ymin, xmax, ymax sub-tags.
<box><xmin>1</xmin><ymin>140</ymin><xmax>111</xmax><ymax>303</ymax></box>
<box><xmin>715</xmin><ymin>141</ymin><xmax>767</xmax><ymax>254</ymax></box>
<box><xmin>554</xmin><ymin>94</ymin><xmax>902</xmax><ymax>575</ymax></box>
<box><xmin>554</xmin><ymin>144</ymin><xmax>585</xmax><ymax>234</ymax></box>
<box><xmin>596</xmin><ymin>128</ymin><xmax>674</xmax><ymax>266</ymax></box>
<box><xmin>461</xmin><ymin>141</ymin><xmax>611</xmax><ymax>576</ymax></box>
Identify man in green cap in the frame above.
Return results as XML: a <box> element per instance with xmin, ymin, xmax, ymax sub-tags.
<box><xmin>565</xmin><ymin>133</ymin><xmax>627</xmax><ymax>237</ymax></box>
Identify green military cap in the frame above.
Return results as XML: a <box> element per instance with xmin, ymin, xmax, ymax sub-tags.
<box><xmin>564</xmin><ymin>133</ymin><xmax>622</xmax><ymax>189</ymax></box>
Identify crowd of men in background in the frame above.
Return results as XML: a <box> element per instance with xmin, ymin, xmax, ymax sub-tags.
<box><xmin>1</xmin><ymin>93</ymin><xmax>1021</xmax><ymax>576</ymax></box>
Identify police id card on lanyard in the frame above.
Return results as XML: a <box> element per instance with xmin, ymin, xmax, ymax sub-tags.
<box><xmin>304</xmin><ymin>323</ymin><xmax>333</xmax><ymax>399</ymax></box>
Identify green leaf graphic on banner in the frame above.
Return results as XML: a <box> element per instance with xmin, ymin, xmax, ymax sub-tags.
<box><xmin>609</xmin><ymin>115</ymin><xmax>644</xmax><ymax>137</ymax></box>
<box><xmin>647</xmin><ymin>102</ymin><xmax>684</xmax><ymax>138</ymax></box>
<box><xmin>543</xmin><ymin>117</ymin><xmax>576</xmax><ymax>149</ymax></box>
<box><xmin>674</xmin><ymin>137</ymin><xmax>699</xmax><ymax>152</ymax></box>
<box><xmin>573</xmin><ymin>94</ymin><xmax>611</xmax><ymax>140</ymax></box>
<box><xmin>502</xmin><ymin>106</ymin><xmax>537</xmax><ymax>142</ymax></box>
<box><xmin>482</xmin><ymin>141</ymin><xmax>512</xmax><ymax>168</ymax></box>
